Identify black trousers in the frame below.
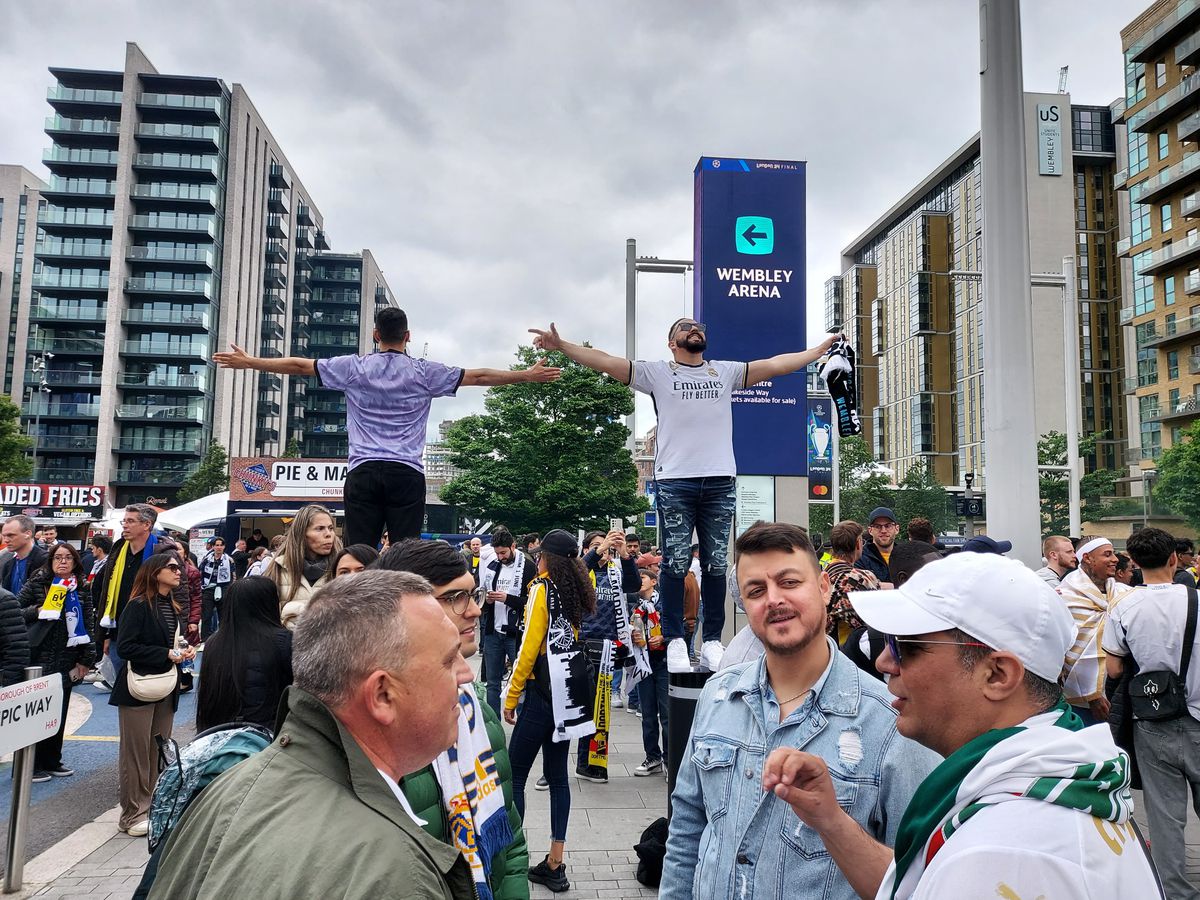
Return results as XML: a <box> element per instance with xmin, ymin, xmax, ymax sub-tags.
<box><xmin>343</xmin><ymin>461</ymin><xmax>426</xmax><ymax>548</ymax></box>
<box><xmin>34</xmin><ymin>672</ymin><xmax>73</xmax><ymax>771</ymax></box>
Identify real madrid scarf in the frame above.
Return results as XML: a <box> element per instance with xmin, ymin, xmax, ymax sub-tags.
<box><xmin>431</xmin><ymin>687</ymin><xmax>513</xmax><ymax>900</ymax></box>
<box><xmin>534</xmin><ymin>576</ymin><xmax>596</xmax><ymax>743</ymax></box>
<box><xmin>490</xmin><ymin>552</ymin><xmax>528</xmax><ymax>636</ymax></box>
<box><xmin>100</xmin><ymin>533</ymin><xmax>159</xmax><ymax>629</ymax></box>
<box><xmin>882</xmin><ymin>703</ymin><xmax>1136</xmax><ymax>899</ymax></box>
<box><xmin>820</xmin><ymin>336</ymin><xmax>862</xmax><ymax>437</ymax></box>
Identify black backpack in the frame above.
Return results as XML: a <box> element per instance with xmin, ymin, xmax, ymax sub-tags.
<box><xmin>634</xmin><ymin>816</ymin><xmax>669</xmax><ymax>887</ymax></box>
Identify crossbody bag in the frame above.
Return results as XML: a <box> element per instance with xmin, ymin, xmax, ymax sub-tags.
<box><xmin>1129</xmin><ymin>584</ymin><xmax>1197</xmax><ymax>721</ymax></box>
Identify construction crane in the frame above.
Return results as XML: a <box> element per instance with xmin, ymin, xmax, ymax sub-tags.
<box><xmin>1058</xmin><ymin>66</ymin><xmax>1069</xmax><ymax>94</ymax></box>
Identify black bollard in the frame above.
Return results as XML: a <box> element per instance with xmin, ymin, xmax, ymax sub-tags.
<box><xmin>666</xmin><ymin>668</ymin><xmax>712</xmax><ymax>820</ymax></box>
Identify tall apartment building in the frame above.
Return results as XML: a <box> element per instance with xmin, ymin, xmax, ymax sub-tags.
<box><xmin>421</xmin><ymin>419</ymin><xmax>464</xmax><ymax>501</ymax></box>
<box><xmin>826</xmin><ymin>94</ymin><xmax>1127</xmax><ymax>491</ymax></box>
<box><xmin>1117</xmin><ymin>1</ymin><xmax>1200</xmax><ymax>483</ymax></box>
<box><xmin>0</xmin><ymin>43</ymin><xmax>394</xmax><ymax>507</ymax></box>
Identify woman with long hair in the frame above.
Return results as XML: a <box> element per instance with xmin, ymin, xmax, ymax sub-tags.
<box><xmin>195</xmin><ymin>576</ymin><xmax>292</xmax><ymax>733</ymax></box>
<box><xmin>328</xmin><ymin>543</ymin><xmax>379</xmax><ymax>579</ymax></box>
<box><xmin>503</xmin><ymin>529</ymin><xmax>597</xmax><ymax>893</ymax></box>
<box><xmin>16</xmin><ymin>542</ymin><xmax>95</xmax><ymax>781</ymax></box>
<box><xmin>262</xmin><ymin>505</ymin><xmax>340</xmax><ymax>629</ymax></box>
<box><xmin>108</xmin><ymin>552</ymin><xmax>195</xmax><ymax>836</ymax></box>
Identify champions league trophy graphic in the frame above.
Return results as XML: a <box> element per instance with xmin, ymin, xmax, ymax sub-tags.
<box><xmin>808</xmin><ymin>415</ymin><xmax>832</xmax><ymax>460</ymax></box>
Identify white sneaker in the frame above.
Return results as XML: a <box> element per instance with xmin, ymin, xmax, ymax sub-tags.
<box><xmin>126</xmin><ymin>820</ymin><xmax>149</xmax><ymax>837</ymax></box>
<box><xmin>699</xmin><ymin>640</ymin><xmax>726</xmax><ymax>672</ymax></box>
<box><xmin>666</xmin><ymin>638</ymin><xmax>692</xmax><ymax>674</ymax></box>
<box><xmin>611</xmin><ymin>696</ymin><xmax>624</xmax><ymax>709</ymax></box>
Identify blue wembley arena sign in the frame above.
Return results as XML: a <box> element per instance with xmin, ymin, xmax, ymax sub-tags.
<box><xmin>694</xmin><ymin>157</ymin><xmax>807</xmax><ymax>476</ymax></box>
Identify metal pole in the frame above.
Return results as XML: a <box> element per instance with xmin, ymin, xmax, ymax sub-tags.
<box><xmin>626</xmin><ymin>238</ymin><xmax>637</xmax><ymax>454</ymax></box>
<box><xmin>1062</xmin><ymin>256</ymin><xmax>1082</xmax><ymax>538</ymax></box>
<box><xmin>4</xmin><ymin>666</ymin><xmax>44</xmax><ymax>893</ymax></box>
<box><xmin>964</xmin><ymin>474</ymin><xmax>976</xmax><ymax>538</ymax></box>
<box><xmin>832</xmin><ymin>426</ymin><xmax>841</xmax><ymax>523</ymax></box>
<box><xmin>980</xmin><ymin>0</ymin><xmax>1041</xmax><ymax>566</ymax></box>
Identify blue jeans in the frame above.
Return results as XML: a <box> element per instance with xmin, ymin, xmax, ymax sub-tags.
<box><xmin>655</xmin><ymin>476</ymin><xmax>736</xmax><ymax>642</ymax></box>
<box><xmin>508</xmin><ymin>688</ymin><xmax>572</xmax><ymax>842</ymax></box>
<box><xmin>482</xmin><ymin>632</ymin><xmax>518</xmax><ymax>717</ymax></box>
<box><xmin>639</xmin><ymin>654</ymin><xmax>669</xmax><ymax>760</ymax></box>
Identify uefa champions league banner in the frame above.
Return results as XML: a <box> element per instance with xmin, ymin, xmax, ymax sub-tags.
<box><xmin>807</xmin><ymin>396</ymin><xmax>834</xmax><ymax>502</ymax></box>
<box><xmin>694</xmin><ymin>157</ymin><xmax>808</xmax><ymax>476</ymax></box>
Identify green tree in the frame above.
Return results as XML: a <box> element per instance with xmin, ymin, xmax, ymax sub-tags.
<box><xmin>175</xmin><ymin>440</ymin><xmax>230</xmax><ymax>504</ymax></box>
<box><xmin>894</xmin><ymin>460</ymin><xmax>955</xmax><ymax>536</ymax></box>
<box><xmin>442</xmin><ymin>347</ymin><xmax>646</xmax><ymax>534</ymax></box>
<box><xmin>1155</xmin><ymin>419</ymin><xmax>1200</xmax><ymax>530</ymax></box>
<box><xmin>1038</xmin><ymin>430</ymin><xmax>1123</xmax><ymax>536</ymax></box>
<box><xmin>281</xmin><ymin>437</ymin><xmax>302</xmax><ymax>459</ymax></box>
<box><xmin>0</xmin><ymin>397</ymin><xmax>33</xmax><ymax>482</ymax></box>
<box><xmin>808</xmin><ymin>435</ymin><xmax>895</xmax><ymax>539</ymax></box>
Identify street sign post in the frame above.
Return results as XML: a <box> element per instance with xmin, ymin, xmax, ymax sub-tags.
<box><xmin>2</xmin><ymin>667</ymin><xmax>54</xmax><ymax>893</ymax></box>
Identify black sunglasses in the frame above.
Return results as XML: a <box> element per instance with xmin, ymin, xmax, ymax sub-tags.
<box><xmin>674</xmin><ymin>321</ymin><xmax>707</xmax><ymax>334</ymax></box>
<box><xmin>885</xmin><ymin>634</ymin><xmax>989</xmax><ymax>666</ymax></box>
<box><xmin>164</xmin><ymin>563</ymin><xmax>183</xmax><ymax>573</ymax></box>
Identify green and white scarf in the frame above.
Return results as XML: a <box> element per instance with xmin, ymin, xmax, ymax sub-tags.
<box><xmin>882</xmin><ymin>702</ymin><xmax>1135</xmax><ymax>900</ymax></box>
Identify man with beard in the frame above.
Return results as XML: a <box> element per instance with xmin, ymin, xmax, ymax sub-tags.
<box><xmin>660</xmin><ymin>522</ymin><xmax>939</xmax><ymax>900</ymax></box>
<box><xmin>531</xmin><ymin>320</ymin><xmax>837</xmax><ymax>674</ymax></box>
<box><xmin>1058</xmin><ymin>536</ymin><xmax>1130</xmax><ymax>725</ymax></box>
<box><xmin>1035</xmin><ymin>535</ymin><xmax>1077</xmax><ymax>587</ymax></box>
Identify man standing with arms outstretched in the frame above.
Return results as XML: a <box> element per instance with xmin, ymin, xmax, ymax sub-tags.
<box><xmin>531</xmin><ymin>319</ymin><xmax>836</xmax><ymax>673</ymax></box>
<box><xmin>217</xmin><ymin>307</ymin><xmax>561</xmax><ymax>548</ymax></box>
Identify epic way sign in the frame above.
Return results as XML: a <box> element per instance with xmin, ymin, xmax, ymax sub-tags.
<box><xmin>694</xmin><ymin>157</ymin><xmax>807</xmax><ymax>476</ymax></box>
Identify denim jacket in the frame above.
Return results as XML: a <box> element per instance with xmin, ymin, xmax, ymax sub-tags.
<box><xmin>661</xmin><ymin>639</ymin><xmax>941</xmax><ymax>900</ymax></box>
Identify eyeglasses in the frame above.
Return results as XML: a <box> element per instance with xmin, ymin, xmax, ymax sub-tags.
<box><xmin>437</xmin><ymin>589</ymin><xmax>483</xmax><ymax>615</ymax></box>
<box><xmin>164</xmin><ymin>563</ymin><xmax>182</xmax><ymax>573</ymax></box>
<box><xmin>869</xmin><ymin>522</ymin><xmax>899</xmax><ymax>531</ymax></box>
<box><xmin>885</xmin><ymin>634</ymin><xmax>990</xmax><ymax>666</ymax></box>
<box><xmin>674</xmin><ymin>321</ymin><xmax>706</xmax><ymax>334</ymax></box>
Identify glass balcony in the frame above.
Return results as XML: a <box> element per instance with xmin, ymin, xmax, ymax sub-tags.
<box><xmin>35</xmin><ymin>435</ymin><xmax>97</xmax><ymax>451</ymax></box>
<box><xmin>42</xmin><ymin>147</ymin><xmax>119</xmax><ymax>168</ymax></box>
<box><xmin>122</xmin><ymin>307</ymin><xmax>212</xmax><ymax>328</ymax></box>
<box><xmin>128</xmin><ymin>214</ymin><xmax>219</xmax><ymax>237</ymax></box>
<box><xmin>131</xmin><ymin>183</ymin><xmax>221</xmax><ymax>207</ymax></box>
<box><xmin>1117</xmin><ymin>236</ymin><xmax>1134</xmax><ymax>257</ymax></box>
<box><xmin>304</xmin><ymin>421</ymin><xmax>347</xmax><ymax>435</ymax></box>
<box><xmin>1114</xmin><ymin>168</ymin><xmax>1130</xmax><ymax>190</ymax></box>
<box><xmin>137</xmin><ymin>92</ymin><xmax>224</xmax><ymax>118</ymax></box>
<box><xmin>293</xmin><ymin>251</ymin><xmax>312</xmax><ymax>271</ymax></box>
<box><xmin>308</xmin><ymin>400</ymin><xmax>347</xmax><ymax>413</ymax></box>
<box><xmin>296</xmin><ymin>203</ymin><xmax>314</xmax><ymax>226</ymax></box>
<box><xmin>132</xmin><ymin>153</ymin><xmax>221</xmax><ymax>177</ymax></box>
<box><xmin>32</xmin><ymin>468</ymin><xmax>96</xmax><ymax>483</ymax></box>
<box><xmin>315</xmin><ymin>229</ymin><xmax>330</xmax><ymax>250</ymax></box>
<box><xmin>311</xmin><ymin>313</ymin><xmax>360</xmax><ymax>327</ymax></box>
<box><xmin>115</xmin><ymin>436</ymin><xmax>204</xmax><ymax>453</ymax></box>
<box><xmin>47</xmin><ymin>86</ymin><xmax>121</xmax><ymax>105</ymax></box>
<box><xmin>1129</xmin><ymin>71</ymin><xmax>1200</xmax><ymax>133</ymax></box>
<box><xmin>124</xmin><ymin>276</ymin><xmax>213</xmax><ymax>297</ymax></box>
<box><xmin>1132</xmin><ymin>152</ymin><xmax>1200</xmax><ymax>205</ymax></box>
<box><xmin>258</xmin><ymin>373</ymin><xmax>282</xmax><ymax>391</ymax></box>
<box><xmin>294</xmin><ymin>227</ymin><xmax>312</xmax><ymax>249</ymax></box>
<box><xmin>23</xmin><ymin>400</ymin><xmax>101</xmax><ymax>417</ymax></box>
<box><xmin>1128</xmin><ymin>0</ymin><xmax>1200</xmax><ymax>62</ymax></box>
<box><xmin>30</xmin><ymin>303</ymin><xmax>107</xmax><ymax>323</ymax></box>
<box><xmin>116</xmin><ymin>370</ymin><xmax>209</xmax><ymax>391</ymax></box>
<box><xmin>266</xmin><ymin>241</ymin><xmax>288</xmax><ymax>264</ymax></box>
<box><xmin>37</xmin><ymin>208</ymin><xmax>114</xmax><ymax>228</ymax></box>
<box><xmin>127</xmin><ymin>246</ymin><xmax>215</xmax><ymax>266</ymax></box>
<box><xmin>29</xmin><ymin>337</ymin><xmax>105</xmax><ymax>355</ymax></box>
<box><xmin>310</xmin><ymin>290</ymin><xmax>361</xmax><ymax>306</ymax></box>
<box><xmin>1180</xmin><ymin>29</ymin><xmax>1200</xmax><ymax>66</ymax></box>
<box><xmin>30</xmin><ymin>272</ymin><xmax>109</xmax><ymax>290</ymax></box>
<box><xmin>115</xmin><ymin>402</ymin><xmax>206</xmax><ymax>423</ymax></box>
<box><xmin>1184</xmin><ymin>193</ymin><xmax>1200</xmax><ymax>218</ymax></box>
<box><xmin>267</xmin><ymin>189</ymin><xmax>289</xmax><ymax>214</ymax></box>
<box><xmin>136</xmin><ymin>122</ymin><xmax>221</xmax><ymax>146</ymax></box>
<box><xmin>266</xmin><ymin>214</ymin><xmax>288</xmax><ymax>239</ymax></box>
<box><xmin>1151</xmin><ymin>395</ymin><xmax>1200</xmax><ymax>422</ymax></box>
<box><xmin>45</xmin><ymin>115</ymin><xmax>120</xmax><ymax>136</ymax></box>
<box><xmin>1137</xmin><ymin>231</ymin><xmax>1200</xmax><ymax>275</ymax></box>
<box><xmin>1191</xmin><ymin>354</ymin><xmax>1200</xmax><ymax>374</ymax></box>
<box><xmin>44</xmin><ymin>178</ymin><xmax>117</xmax><ymax>197</ymax></box>
<box><xmin>262</xmin><ymin>321</ymin><xmax>285</xmax><ymax>340</ymax></box>
<box><xmin>121</xmin><ymin>341</ymin><xmax>208</xmax><ymax>359</ymax></box>
<box><xmin>1143</xmin><ymin>310</ymin><xmax>1200</xmax><ymax>347</ymax></box>
<box><xmin>269</xmin><ymin>163</ymin><xmax>290</xmax><ymax>189</ymax></box>
<box><xmin>1188</xmin><ymin>271</ymin><xmax>1200</xmax><ymax>294</ymax></box>
<box><xmin>263</xmin><ymin>291</ymin><xmax>286</xmax><ymax>315</ymax></box>
<box><xmin>258</xmin><ymin>400</ymin><xmax>281</xmax><ymax>417</ymax></box>
<box><xmin>264</xmin><ymin>266</ymin><xmax>286</xmax><ymax>288</ymax></box>
<box><xmin>256</xmin><ymin>427</ymin><xmax>280</xmax><ymax>443</ymax></box>
<box><xmin>113</xmin><ymin>469</ymin><xmax>194</xmax><ymax>485</ymax></box>
<box><xmin>1181</xmin><ymin>110</ymin><xmax>1200</xmax><ymax>145</ymax></box>
<box><xmin>34</xmin><ymin>369</ymin><xmax>104</xmax><ymax>386</ymax></box>
<box><xmin>308</xmin><ymin>336</ymin><xmax>360</xmax><ymax>350</ymax></box>
<box><xmin>36</xmin><ymin>241</ymin><xmax>112</xmax><ymax>259</ymax></box>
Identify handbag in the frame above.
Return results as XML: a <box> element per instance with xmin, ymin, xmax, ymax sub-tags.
<box><xmin>127</xmin><ymin>622</ymin><xmax>181</xmax><ymax>703</ymax></box>
<box><xmin>1129</xmin><ymin>584</ymin><xmax>1197</xmax><ymax>721</ymax></box>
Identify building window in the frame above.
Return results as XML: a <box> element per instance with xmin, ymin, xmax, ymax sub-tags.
<box><xmin>1159</xmin><ymin>132</ymin><xmax>1170</xmax><ymax>160</ymax></box>
<box><xmin>1157</xmin><ymin>61</ymin><xmax>1168</xmax><ymax>87</ymax></box>
<box><xmin>1131</xmin><ymin>198</ymin><xmax>1152</xmax><ymax>245</ymax></box>
<box><xmin>1168</xmin><ymin>350</ymin><xmax>1180</xmax><ymax>380</ymax></box>
<box><xmin>1126</xmin><ymin>56</ymin><xmax>1147</xmax><ymax>105</ymax></box>
<box><xmin>1166</xmin><ymin>276</ymin><xmax>1176</xmax><ymax>307</ymax></box>
<box><xmin>1128</xmin><ymin>131</ymin><xmax>1150</xmax><ymax>178</ymax></box>
<box><xmin>1137</xmin><ymin>348</ymin><xmax>1159</xmax><ymax>385</ymax></box>
<box><xmin>1162</xmin><ymin>202</ymin><xmax>1173</xmax><ymax>233</ymax></box>
<box><xmin>1133</xmin><ymin>250</ymin><xmax>1155</xmax><ymax>315</ymax></box>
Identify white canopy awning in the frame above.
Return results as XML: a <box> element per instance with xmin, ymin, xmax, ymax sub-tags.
<box><xmin>156</xmin><ymin>491</ymin><xmax>230</xmax><ymax>533</ymax></box>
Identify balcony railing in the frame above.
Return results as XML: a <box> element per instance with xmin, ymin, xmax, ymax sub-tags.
<box><xmin>44</xmin><ymin>179</ymin><xmax>116</xmax><ymax>197</ymax></box>
<box><xmin>43</xmin><ymin>147</ymin><xmax>119</xmax><ymax>167</ymax></box>
<box><xmin>47</xmin><ymin>86</ymin><xmax>121</xmax><ymax>104</ymax></box>
<box><xmin>45</xmin><ymin>115</ymin><xmax>119</xmax><ymax>135</ymax></box>
<box><xmin>29</xmin><ymin>337</ymin><xmax>104</xmax><ymax>354</ymax></box>
<box><xmin>135</xmin><ymin>123</ymin><xmax>221</xmax><ymax>144</ymax></box>
<box><xmin>113</xmin><ymin>469</ymin><xmax>194</xmax><ymax>485</ymax></box>
<box><xmin>128</xmin><ymin>214</ymin><xmax>219</xmax><ymax>237</ymax></box>
<box><xmin>1128</xmin><ymin>0</ymin><xmax>1200</xmax><ymax>61</ymax></box>
<box><xmin>37</xmin><ymin>209</ymin><xmax>113</xmax><ymax>227</ymax></box>
<box><xmin>34</xmin><ymin>435</ymin><xmax>97</xmax><ymax>451</ymax></box>
<box><xmin>115</xmin><ymin>403</ymin><xmax>206</xmax><ymax>422</ymax></box>
<box><xmin>116</xmin><ymin>371</ymin><xmax>209</xmax><ymax>390</ymax></box>
<box><xmin>1137</xmin><ymin>231</ymin><xmax>1200</xmax><ymax>275</ymax></box>
<box><xmin>115</xmin><ymin>436</ymin><xmax>204</xmax><ymax>453</ymax></box>
<box><xmin>32</xmin><ymin>468</ymin><xmax>96</xmax><ymax>483</ymax></box>
<box><xmin>137</xmin><ymin>93</ymin><xmax>224</xmax><ymax>117</ymax></box>
<box><xmin>125</xmin><ymin>276</ymin><xmax>213</xmax><ymax>297</ymax></box>
<box><xmin>1132</xmin><ymin>151</ymin><xmax>1200</xmax><ymax>205</ymax></box>
<box><xmin>268</xmin><ymin>163</ymin><xmax>290</xmax><ymax>189</ymax></box>
<box><xmin>23</xmin><ymin>401</ymin><xmax>101</xmax><ymax>417</ymax></box>
<box><xmin>132</xmin><ymin>153</ymin><xmax>221</xmax><ymax>176</ymax></box>
<box><xmin>1144</xmin><ymin>311</ymin><xmax>1200</xmax><ymax>347</ymax></box>
<box><xmin>1191</xmin><ymin>354</ymin><xmax>1200</xmax><ymax>374</ymax></box>
<box><xmin>34</xmin><ymin>369</ymin><xmax>104</xmax><ymax>386</ymax></box>
<box><xmin>127</xmin><ymin>246</ymin><xmax>215</xmax><ymax>266</ymax></box>
<box><xmin>30</xmin><ymin>304</ymin><xmax>107</xmax><ymax>322</ymax></box>
<box><xmin>122</xmin><ymin>307</ymin><xmax>211</xmax><ymax>327</ymax></box>
<box><xmin>1188</xmin><ymin>271</ymin><xmax>1200</xmax><ymax>294</ymax></box>
<box><xmin>131</xmin><ymin>183</ymin><xmax>220</xmax><ymax>205</ymax></box>
<box><xmin>1117</xmin><ymin>236</ymin><xmax>1135</xmax><ymax>256</ymax></box>
<box><xmin>121</xmin><ymin>341</ymin><xmax>208</xmax><ymax>357</ymax></box>
<box><xmin>35</xmin><ymin>241</ymin><xmax>111</xmax><ymax>258</ymax></box>
<box><xmin>30</xmin><ymin>272</ymin><xmax>109</xmax><ymax>290</ymax></box>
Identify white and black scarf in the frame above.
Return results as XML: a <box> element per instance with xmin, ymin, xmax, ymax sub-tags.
<box><xmin>200</xmin><ymin>552</ymin><xmax>232</xmax><ymax>590</ymax></box>
<box><xmin>533</xmin><ymin>576</ymin><xmax>596</xmax><ymax>743</ymax></box>
<box><xmin>489</xmin><ymin>552</ymin><xmax>528</xmax><ymax>635</ymax></box>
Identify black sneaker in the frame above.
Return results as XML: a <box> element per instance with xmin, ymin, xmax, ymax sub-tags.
<box><xmin>575</xmin><ymin>764</ymin><xmax>608</xmax><ymax>784</ymax></box>
<box><xmin>534</xmin><ymin>775</ymin><xmax>549</xmax><ymax>791</ymax></box>
<box><xmin>528</xmin><ymin>857</ymin><xmax>569</xmax><ymax>893</ymax></box>
<box><xmin>31</xmin><ymin>771</ymin><xmax>51</xmax><ymax>784</ymax></box>
<box><xmin>45</xmin><ymin>764</ymin><xmax>74</xmax><ymax>778</ymax></box>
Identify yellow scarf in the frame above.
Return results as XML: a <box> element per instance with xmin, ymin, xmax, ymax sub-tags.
<box><xmin>100</xmin><ymin>542</ymin><xmax>131</xmax><ymax>629</ymax></box>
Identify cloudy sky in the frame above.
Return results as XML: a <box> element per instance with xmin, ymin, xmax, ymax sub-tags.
<box><xmin>0</xmin><ymin>0</ymin><xmax>1136</xmax><ymax>438</ymax></box>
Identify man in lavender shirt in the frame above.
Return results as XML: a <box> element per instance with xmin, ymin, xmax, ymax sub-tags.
<box><xmin>215</xmin><ymin>307</ymin><xmax>560</xmax><ymax>547</ymax></box>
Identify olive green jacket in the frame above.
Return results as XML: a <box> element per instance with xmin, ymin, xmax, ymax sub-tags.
<box><xmin>150</xmin><ymin>687</ymin><xmax>476</xmax><ymax>899</ymax></box>
<box><xmin>401</xmin><ymin>682</ymin><xmax>529</xmax><ymax>900</ymax></box>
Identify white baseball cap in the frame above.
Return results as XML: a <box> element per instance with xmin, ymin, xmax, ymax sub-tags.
<box><xmin>848</xmin><ymin>551</ymin><xmax>1076</xmax><ymax>682</ymax></box>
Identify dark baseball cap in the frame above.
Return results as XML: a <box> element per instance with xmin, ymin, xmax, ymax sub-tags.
<box><xmin>868</xmin><ymin>507</ymin><xmax>897</xmax><ymax>525</ymax></box>
<box><xmin>962</xmin><ymin>535</ymin><xmax>1013</xmax><ymax>555</ymax></box>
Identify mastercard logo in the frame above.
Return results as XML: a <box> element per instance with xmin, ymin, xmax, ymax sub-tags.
<box><xmin>812</xmin><ymin>486</ymin><xmax>829</xmax><ymax>496</ymax></box>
